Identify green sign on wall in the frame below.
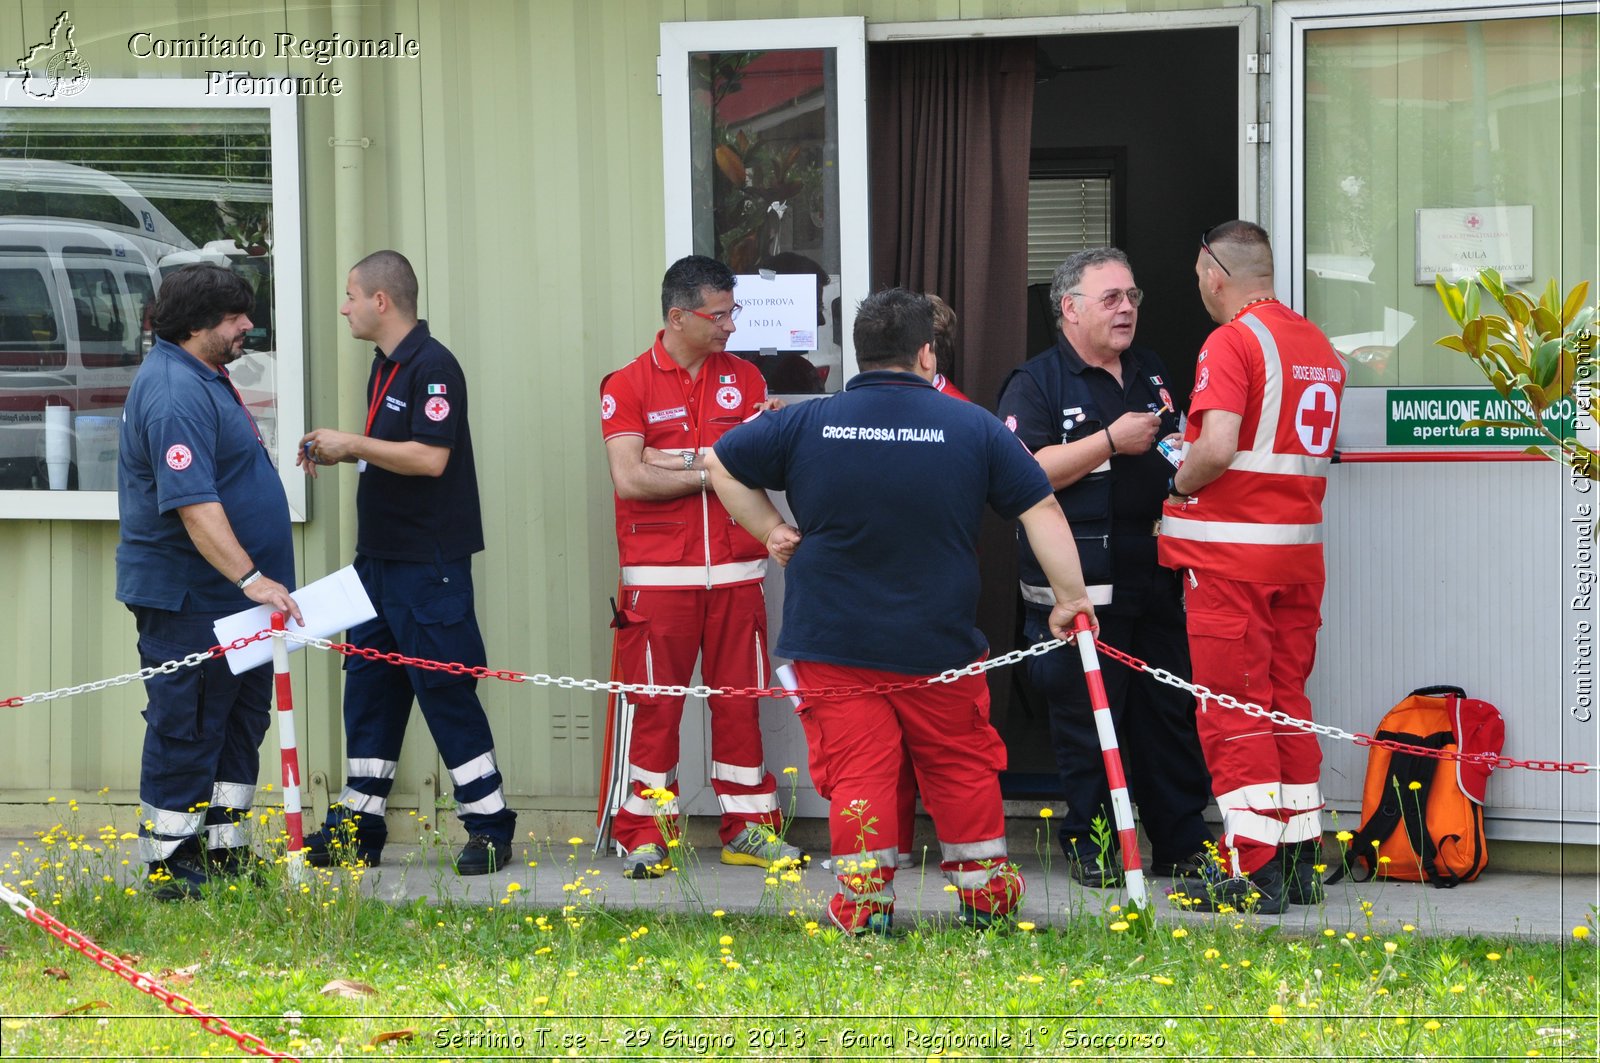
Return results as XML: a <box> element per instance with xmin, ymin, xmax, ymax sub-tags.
<box><xmin>1385</xmin><ymin>388</ymin><xmax>1577</xmax><ymax>446</ymax></box>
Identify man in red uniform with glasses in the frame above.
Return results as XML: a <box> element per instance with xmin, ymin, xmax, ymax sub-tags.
<box><xmin>1160</xmin><ymin>221</ymin><xmax>1346</xmax><ymax>913</ymax></box>
<box><xmin>599</xmin><ymin>255</ymin><xmax>801</xmax><ymax>879</ymax></box>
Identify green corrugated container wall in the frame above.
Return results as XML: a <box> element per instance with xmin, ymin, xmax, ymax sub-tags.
<box><xmin>0</xmin><ymin>0</ymin><xmax>1249</xmax><ymax>834</ymax></box>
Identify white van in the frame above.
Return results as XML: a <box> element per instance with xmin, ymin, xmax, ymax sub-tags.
<box><xmin>0</xmin><ymin>221</ymin><xmax>162</xmax><ymax>489</ymax></box>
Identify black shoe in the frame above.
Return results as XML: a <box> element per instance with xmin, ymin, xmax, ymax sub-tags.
<box><xmin>147</xmin><ymin>846</ymin><xmax>209</xmax><ymax>902</ymax></box>
<box><xmin>1283</xmin><ymin>841</ymin><xmax>1325</xmax><ymax>905</ymax></box>
<box><xmin>1063</xmin><ymin>852</ymin><xmax>1123</xmax><ymax>889</ymax></box>
<box><xmin>1180</xmin><ymin>858</ymin><xmax>1289</xmax><ymax>915</ymax></box>
<box><xmin>205</xmin><ymin>846</ymin><xmax>267</xmax><ymax>883</ymax></box>
<box><xmin>1150</xmin><ymin>847</ymin><xmax>1213</xmax><ymax>878</ymax></box>
<box><xmin>302</xmin><ymin>820</ymin><xmax>386</xmax><ymax>868</ymax></box>
<box><xmin>454</xmin><ymin>834</ymin><xmax>511</xmax><ymax>876</ymax></box>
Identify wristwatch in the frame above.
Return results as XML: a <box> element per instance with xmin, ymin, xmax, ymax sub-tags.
<box><xmin>681</xmin><ymin>451</ymin><xmax>696</xmax><ymax>470</ymax></box>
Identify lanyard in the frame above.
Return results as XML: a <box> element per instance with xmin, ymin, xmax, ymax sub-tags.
<box><xmin>219</xmin><ymin>369</ymin><xmax>264</xmax><ymax>448</ymax></box>
<box><xmin>365</xmin><ymin>360</ymin><xmax>402</xmax><ymax>436</ymax></box>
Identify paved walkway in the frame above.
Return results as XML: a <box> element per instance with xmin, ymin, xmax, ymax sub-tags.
<box><xmin>5</xmin><ymin>827</ymin><xmax>1591</xmax><ymax>941</ymax></box>
<box><xmin>345</xmin><ymin>836</ymin><xmax>1593</xmax><ymax>942</ymax></box>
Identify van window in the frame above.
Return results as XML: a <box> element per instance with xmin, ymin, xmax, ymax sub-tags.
<box><xmin>68</xmin><ymin>267</ymin><xmax>138</xmax><ymax>367</ymax></box>
<box><xmin>0</xmin><ymin>267</ymin><xmax>64</xmax><ymax>369</ymax></box>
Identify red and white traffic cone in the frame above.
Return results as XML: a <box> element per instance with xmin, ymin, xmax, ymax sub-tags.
<box><xmin>1071</xmin><ymin>613</ymin><xmax>1148</xmax><ymax>909</ymax></box>
<box><xmin>270</xmin><ymin>612</ymin><xmax>306</xmax><ymax>884</ymax></box>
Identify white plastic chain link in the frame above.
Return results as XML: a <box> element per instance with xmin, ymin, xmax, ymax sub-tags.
<box><xmin>0</xmin><ymin>878</ymin><xmax>37</xmax><ymax>917</ymax></box>
<box><xmin>8</xmin><ymin>647</ymin><xmax>218</xmax><ymax>706</ymax></box>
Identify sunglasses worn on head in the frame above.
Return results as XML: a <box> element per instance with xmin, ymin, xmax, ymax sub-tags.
<box><xmin>1200</xmin><ymin>227</ymin><xmax>1232</xmax><ymax>277</ymax></box>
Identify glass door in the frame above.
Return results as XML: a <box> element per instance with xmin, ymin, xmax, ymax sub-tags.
<box><xmin>661</xmin><ymin>18</ymin><xmax>869</xmax><ymax>395</ymax></box>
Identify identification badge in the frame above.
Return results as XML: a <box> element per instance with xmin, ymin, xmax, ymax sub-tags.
<box><xmin>356</xmin><ymin>459</ymin><xmax>368</xmax><ymax>473</ymax></box>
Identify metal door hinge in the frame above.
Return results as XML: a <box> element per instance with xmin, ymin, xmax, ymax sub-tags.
<box><xmin>1247</xmin><ymin>123</ymin><xmax>1270</xmax><ymax>144</ymax></box>
<box><xmin>1247</xmin><ymin>53</ymin><xmax>1269</xmax><ymax>75</ymax></box>
<box><xmin>656</xmin><ymin>55</ymin><xmax>663</xmax><ymax>96</ymax></box>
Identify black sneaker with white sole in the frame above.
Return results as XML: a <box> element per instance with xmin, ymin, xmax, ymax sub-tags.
<box><xmin>454</xmin><ymin>834</ymin><xmax>512</xmax><ymax>876</ymax></box>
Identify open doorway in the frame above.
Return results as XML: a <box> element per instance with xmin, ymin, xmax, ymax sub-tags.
<box><xmin>868</xmin><ymin>26</ymin><xmax>1240</xmax><ymax>794</ymax></box>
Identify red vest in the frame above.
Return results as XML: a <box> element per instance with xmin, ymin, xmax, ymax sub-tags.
<box><xmin>601</xmin><ymin>336</ymin><xmax>769</xmax><ymax>589</ymax></box>
<box><xmin>1159</xmin><ymin>302</ymin><xmax>1345</xmax><ymax>583</ymax></box>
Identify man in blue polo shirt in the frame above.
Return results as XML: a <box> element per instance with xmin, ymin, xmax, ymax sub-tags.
<box><xmin>296</xmin><ymin>250</ymin><xmax>515</xmax><ymax>876</ymax></box>
<box><xmin>117</xmin><ymin>263</ymin><xmax>302</xmax><ymax>900</ymax></box>
<box><xmin>707</xmin><ymin>288</ymin><xmax>1098</xmax><ymax>935</ymax></box>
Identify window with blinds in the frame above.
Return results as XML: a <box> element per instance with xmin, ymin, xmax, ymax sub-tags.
<box><xmin>1026</xmin><ymin>174</ymin><xmax>1114</xmax><ymax>284</ymax></box>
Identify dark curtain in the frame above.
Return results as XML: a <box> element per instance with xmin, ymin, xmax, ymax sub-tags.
<box><xmin>868</xmin><ymin>38</ymin><xmax>1036</xmax><ymax>720</ymax></box>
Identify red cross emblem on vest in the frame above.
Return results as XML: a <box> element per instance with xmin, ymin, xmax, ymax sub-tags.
<box><xmin>1295</xmin><ymin>383</ymin><xmax>1338</xmax><ymax>455</ymax></box>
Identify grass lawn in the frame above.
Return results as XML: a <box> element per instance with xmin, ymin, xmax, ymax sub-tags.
<box><xmin>2</xmin><ymin>818</ymin><xmax>1596</xmax><ymax>1060</ymax></box>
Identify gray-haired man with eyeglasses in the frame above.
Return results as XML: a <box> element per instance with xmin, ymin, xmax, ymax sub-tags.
<box><xmin>996</xmin><ymin>246</ymin><xmax>1214</xmax><ymax>890</ymax></box>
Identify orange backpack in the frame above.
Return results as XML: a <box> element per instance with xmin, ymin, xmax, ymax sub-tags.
<box><xmin>1328</xmin><ymin>686</ymin><xmax>1505</xmax><ymax>888</ymax></box>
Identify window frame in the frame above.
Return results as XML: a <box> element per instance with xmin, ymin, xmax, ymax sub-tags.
<box><xmin>0</xmin><ymin>78</ymin><xmax>305</xmax><ymax>520</ymax></box>
<box><xmin>1271</xmin><ymin>0</ymin><xmax>1598</xmax><ymax>449</ymax></box>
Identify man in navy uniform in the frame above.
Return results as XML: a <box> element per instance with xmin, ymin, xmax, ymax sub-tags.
<box><xmin>117</xmin><ymin>263</ymin><xmax>302</xmax><ymax>900</ymax></box>
<box><xmin>298</xmin><ymin>250</ymin><xmax>515</xmax><ymax>875</ymax></box>
<box><xmin>997</xmin><ymin>247</ymin><xmax>1213</xmax><ymax>887</ymax></box>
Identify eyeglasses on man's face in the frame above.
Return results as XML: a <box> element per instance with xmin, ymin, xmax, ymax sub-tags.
<box><xmin>1071</xmin><ymin>287</ymin><xmax>1145</xmax><ymax>311</ymax></box>
<box><xmin>1200</xmin><ymin>227</ymin><xmax>1232</xmax><ymax>277</ymax></box>
<box><xmin>684</xmin><ymin>303</ymin><xmax>742</xmax><ymax>325</ymax></box>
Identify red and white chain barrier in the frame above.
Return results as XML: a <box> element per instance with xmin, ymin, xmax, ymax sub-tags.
<box><xmin>2</xmin><ymin>628</ymin><xmax>1594</xmax><ymax>775</ymax></box>
<box><xmin>0</xmin><ymin>880</ymin><xmax>301</xmax><ymax>1061</ymax></box>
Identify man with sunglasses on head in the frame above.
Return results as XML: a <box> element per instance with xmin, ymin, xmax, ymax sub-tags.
<box><xmin>997</xmin><ymin>247</ymin><xmax>1214</xmax><ymax>891</ymax></box>
<box><xmin>1160</xmin><ymin>221</ymin><xmax>1346</xmax><ymax>913</ymax></box>
<box><xmin>598</xmin><ymin>255</ymin><xmax>801</xmax><ymax>880</ymax></box>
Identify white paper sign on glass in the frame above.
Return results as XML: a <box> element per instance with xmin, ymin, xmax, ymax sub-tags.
<box><xmin>1414</xmin><ymin>206</ymin><xmax>1534</xmax><ymax>285</ymax></box>
<box><xmin>728</xmin><ymin>273</ymin><xmax>819</xmax><ymax>352</ymax></box>
<box><xmin>213</xmin><ymin>565</ymin><xmax>377</xmax><ymax>675</ymax></box>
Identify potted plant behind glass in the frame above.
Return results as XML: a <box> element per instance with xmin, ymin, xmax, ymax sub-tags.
<box><xmin>1435</xmin><ymin>268</ymin><xmax>1598</xmax><ymax>480</ymax></box>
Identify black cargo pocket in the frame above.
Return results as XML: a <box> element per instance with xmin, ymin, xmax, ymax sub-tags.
<box><xmin>408</xmin><ymin>593</ymin><xmax>486</xmax><ymax>688</ymax></box>
<box><xmin>136</xmin><ymin>633</ymin><xmax>205</xmax><ymax>741</ymax></box>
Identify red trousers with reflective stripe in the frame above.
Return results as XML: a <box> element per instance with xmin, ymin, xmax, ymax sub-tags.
<box><xmin>612</xmin><ymin>584</ymin><xmax>778</xmax><ymax>850</ymax></box>
<box><xmin>793</xmin><ymin>660</ymin><xmax>1008</xmax><ymax>878</ymax></box>
<box><xmin>1184</xmin><ymin>572</ymin><xmax>1324</xmax><ymax>874</ymax></box>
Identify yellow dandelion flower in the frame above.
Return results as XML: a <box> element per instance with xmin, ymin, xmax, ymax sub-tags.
<box><xmin>1486</xmin><ymin>952</ymin><xmax>1502</xmax><ymax>961</ymax></box>
<box><xmin>712</xmin><ymin>909</ymin><xmax>725</xmax><ymax>918</ymax></box>
<box><xmin>1126</xmin><ymin>912</ymin><xmax>1140</xmax><ymax>921</ymax></box>
<box><xmin>1239</xmin><ymin>959</ymin><xmax>1251</xmax><ymax>968</ymax></box>
<box><xmin>1151</xmin><ymin>975</ymin><xmax>1174</xmax><ymax>986</ymax></box>
<box><xmin>1268</xmin><ymin>1004</ymin><xmax>1286</xmax><ymax>1025</ymax></box>
<box><xmin>1109</xmin><ymin>921</ymin><xmax>1129</xmax><ymax>932</ymax></box>
<box><xmin>1425</xmin><ymin>1020</ymin><xmax>1441</xmax><ymax>1031</ymax></box>
<box><xmin>1574</xmin><ymin>926</ymin><xmax>1592</xmax><ymax>941</ymax></box>
<box><xmin>566</xmin><ymin>836</ymin><xmax>584</xmax><ymax>846</ymax></box>
<box><xmin>1335</xmin><ymin>830</ymin><xmax>1352</xmax><ymax>842</ymax></box>
<box><xmin>1449</xmin><ymin>984</ymin><xmax>1466</xmax><ymax>994</ymax></box>
<box><xmin>1408</xmin><ymin>780</ymin><xmax>1422</xmax><ymax>790</ymax></box>
<box><xmin>1403</xmin><ymin>924</ymin><xmax>1416</xmax><ymax>932</ymax></box>
<box><xmin>506</xmin><ymin>882</ymin><xmax>522</xmax><ymax>893</ymax></box>
<box><xmin>783</xmin><ymin>766</ymin><xmax>798</xmax><ymax>775</ymax></box>
<box><xmin>1203</xmin><ymin>948</ymin><xmax>1220</xmax><ymax>960</ymax></box>
<box><xmin>1016</xmin><ymin>921</ymin><xmax>1036</xmax><ymax>932</ymax></box>
<box><xmin>1384</xmin><ymin>941</ymin><xmax>1398</xmax><ymax>954</ymax></box>
<box><xmin>718</xmin><ymin>934</ymin><xmax>733</xmax><ymax>946</ymax></box>
<box><xmin>1039</xmin><ymin>808</ymin><xmax>1054</xmax><ymax>819</ymax></box>
<box><xmin>1323</xmin><ymin>928</ymin><xmax>1336</xmax><ymax>938</ymax></box>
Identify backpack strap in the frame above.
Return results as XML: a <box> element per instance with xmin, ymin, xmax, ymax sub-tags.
<box><xmin>1327</xmin><ymin>730</ymin><xmax>1451</xmax><ymax>886</ymax></box>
